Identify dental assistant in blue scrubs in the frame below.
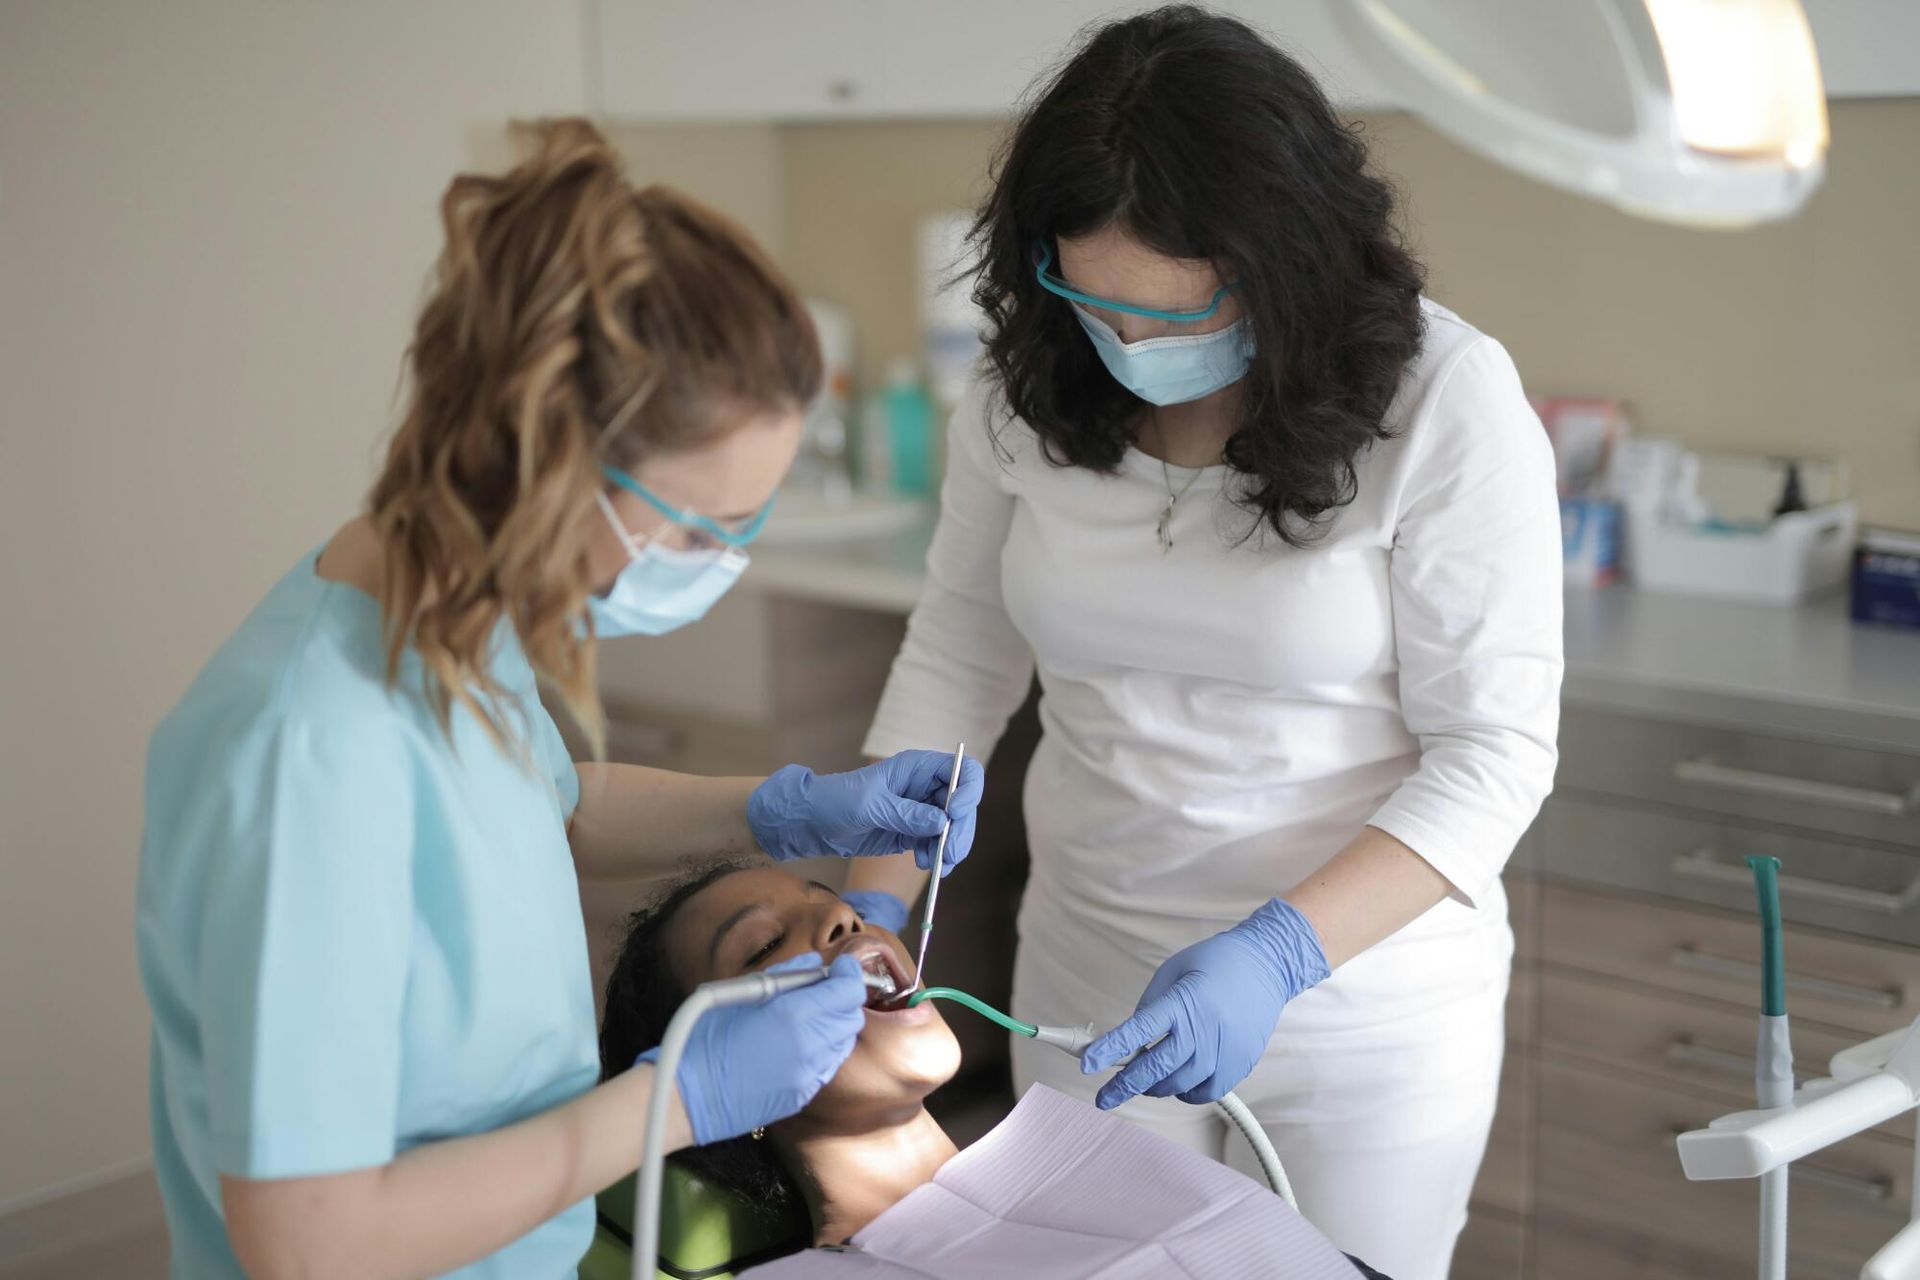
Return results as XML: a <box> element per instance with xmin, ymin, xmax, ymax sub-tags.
<box><xmin>134</xmin><ymin>120</ymin><xmax>983</xmax><ymax>1280</ymax></box>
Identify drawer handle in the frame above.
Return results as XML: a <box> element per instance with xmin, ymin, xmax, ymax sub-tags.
<box><xmin>1664</xmin><ymin>1037</ymin><xmax>1810</xmax><ymax>1085</ymax></box>
<box><xmin>1789</xmin><ymin>1162</ymin><xmax>1895</xmax><ymax>1202</ymax></box>
<box><xmin>1672</xmin><ymin>850</ymin><xmax>1920</xmax><ymax>915</ymax></box>
<box><xmin>1673</xmin><ymin>757</ymin><xmax>1919</xmax><ymax>817</ymax></box>
<box><xmin>1669</xmin><ymin>946</ymin><xmax>1902</xmax><ymax>1010</ymax></box>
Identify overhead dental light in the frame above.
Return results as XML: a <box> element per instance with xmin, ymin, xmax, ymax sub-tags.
<box><xmin>1329</xmin><ymin>0</ymin><xmax>1830</xmax><ymax>227</ymax></box>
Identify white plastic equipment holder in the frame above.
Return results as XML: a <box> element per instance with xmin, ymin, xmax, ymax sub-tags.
<box><xmin>1677</xmin><ymin>1017</ymin><xmax>1920</xmax><ymax>1279</ymax></box>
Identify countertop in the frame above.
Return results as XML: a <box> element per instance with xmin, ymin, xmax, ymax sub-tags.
<box><xmin>750</xmin><ymin>515</ymin><xmax>937</xmax><ymax>615</ymax></box>
<box><xmin>748</xmin><ymin>521</ymin><xmax>1920</xmax><ymax>753</ymax></box>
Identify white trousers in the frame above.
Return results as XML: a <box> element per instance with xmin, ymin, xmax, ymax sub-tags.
<box><xmin>1010</xmin><ymin>921</ymin><xmax>1508</xmax><ymax>1280</ymax></box>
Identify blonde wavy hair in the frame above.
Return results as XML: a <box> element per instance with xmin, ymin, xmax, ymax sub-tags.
<box><xmin>368</xmin><ymin>118</ymin><xmax>820</xmax><ymax>756</ymax></box>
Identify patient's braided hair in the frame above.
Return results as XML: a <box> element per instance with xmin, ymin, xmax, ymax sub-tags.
<box><xmin>599</xmin><ymin>861</ymin><xmax>810</xmax><ymax>1223</ymax></box>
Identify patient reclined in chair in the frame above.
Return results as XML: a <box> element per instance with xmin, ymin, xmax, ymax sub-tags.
<box><xmin>598</xmin><ymin>862</ymin><xmax>1375</xmax><ymax>1278</ymax></box>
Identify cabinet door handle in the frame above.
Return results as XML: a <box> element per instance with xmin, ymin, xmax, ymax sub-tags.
<box><xmin>1672</xmin><ymin>850</ymin><xmax>1920</xmax><ymax>915</ymax></box>
<box><xmin>1790</xmin><ymin>1162</ymin><xmax>1895</xmax><ymax>1202</ymax></box>
<box><xmin>1669</xmin><ymin>946</ymin><xmax>1902</xmax><ymax>1009</ymax></box>
<box><xmin>1674</xmin><ymin>757</ymin><xmax>1919</xmax><ymax>817</ymax></box>
<box><xmin>1664</xmin><ymin>1037</ymin><xmax>1810</xmax><ymax>1085</ymax></box>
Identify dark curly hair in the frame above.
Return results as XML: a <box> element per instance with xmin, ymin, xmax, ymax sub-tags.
<box><xmin>599</xmin><ymin>860</ymin><xmax>812</xmax><ymax>1225</ymax></box>
<box><xmin>972</xmin><ymin>5</ymin><xmax>1427</xmax><ymax>545</ymax></box>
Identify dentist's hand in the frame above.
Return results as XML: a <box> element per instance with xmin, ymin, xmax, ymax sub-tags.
<box><xmin>640</xmin><ymin>953</ymin><xmax>868</xmax><ymax>1145</ymax></box>
<box><xmin>1081</xmin><ymin>899</ymin><xmax>1331</xmax><ymax>1108</ymax></box>
<box><xmin>747</xmin><ymin>751</ymin><xmax>986</xmax><ymax>875</ymax></box>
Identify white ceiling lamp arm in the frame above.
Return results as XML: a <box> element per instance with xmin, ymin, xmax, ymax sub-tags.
<box><xmin>1327</xmin><ymin>0</ymin><xmax>1829</xmax><ymax>228</ymax></box>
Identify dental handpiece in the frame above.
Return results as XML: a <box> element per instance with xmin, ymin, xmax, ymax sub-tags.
<box><xmin>716</xmin><ymin>966</ymin><xmax>899</xmax><ymax>1002</ymax></box>
<box><xmin>633</xmin><ymin>963</ymin><xmax>900</xmax><ymax>1279</ymax></box>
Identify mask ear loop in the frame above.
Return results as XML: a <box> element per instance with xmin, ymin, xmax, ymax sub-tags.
<box><xmin>597</xmin><ymin>370</ymin><xmax>659</xmax><ymax>449</ymax></box>
<box><xmin>594</xmin><ymin>488</ymin><xmax>656</xmax><ymax>561</ymax></box>
<box><xmin>593</xmin><ymin>372</ymin><xmax>685</xmax><ymax>561</ymax></box>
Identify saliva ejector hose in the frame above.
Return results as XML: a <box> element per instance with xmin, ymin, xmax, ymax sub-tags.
<box><xmin>907</xmin><ymin>987</ymin><xmax>1297</xmax><ymax>1208</ymax></box>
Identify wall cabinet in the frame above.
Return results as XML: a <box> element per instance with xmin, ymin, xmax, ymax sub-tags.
<box><xmin>592</xmin><ymin>0</ymin><xmax>1920</xmax><ymax>123</ymax></box>
<box><xmin>591</xmin><ymin>0</ymin><xmax>1395</xmax><ymax>120</ymax></box>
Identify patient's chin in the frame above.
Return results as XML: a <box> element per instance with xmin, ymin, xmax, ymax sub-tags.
<box><xmin>826</xmin><ymin>1008</ymin><xmax>962</xmax><ymax>1109</ymax></box>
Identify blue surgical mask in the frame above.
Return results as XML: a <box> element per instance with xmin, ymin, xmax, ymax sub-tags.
<box><xmin>588</xmin><ymin>491</ymin><xmax>748</xmax><ymax>638</ymax></box>
<box><xmin>1073</xmin><ymin>304</ymin><xmax>1254</xmax><ymax>407</ymax></box>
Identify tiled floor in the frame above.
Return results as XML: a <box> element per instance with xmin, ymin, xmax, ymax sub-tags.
<box><xmin>0</xmin><ymin>1224</ymin><xmax>168</xmax><ymax>1280</ymax></box>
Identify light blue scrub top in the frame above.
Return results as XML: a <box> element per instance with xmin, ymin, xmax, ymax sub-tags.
<box><xmin>136</xmin><ymin>550</ymin><xmax>599</xmax><ymax>1279</ymax></box>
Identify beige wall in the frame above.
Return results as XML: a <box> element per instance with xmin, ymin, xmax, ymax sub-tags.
<box><xmin>599</xmin><ymin>121</ymin><xmax>788</xmax><ymax>258</ymax></box>
<box><xmin>1366</xmin><ymin>101</ymin><xmax>1920</xmax><ymax>530</ymax></box>
<box><xmin>624</xmin><ymin>104</ymin><xmax>1919</xmax><ymax>529</ymax></box>
<box><xmin>0</xmin><ymin>1</ymin><xmax>585</xmax><ymax>1207</ymax></box>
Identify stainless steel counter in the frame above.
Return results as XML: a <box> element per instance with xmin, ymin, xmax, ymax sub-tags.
<box><xmin>1562</xmin><ymin>588</ymin><xmax>1920</xmax><ymax>753</ymax></box>
<box><xmin>748</xmin><ymin>523</ymin><xmax>1920</xmax><ymax>753</ymax></box>
<box><xmin>748</xmin><ymin>516</ymin><xmax>935</xmax><ymax>615</ymax></box>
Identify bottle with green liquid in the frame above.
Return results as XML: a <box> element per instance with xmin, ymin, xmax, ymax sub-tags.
<box><xmin>873</xmin><ymin>358</ymin><xmax>935</xmax><ymax>498</ymax></box>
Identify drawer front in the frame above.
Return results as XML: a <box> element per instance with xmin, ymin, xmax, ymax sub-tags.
<box><xmin>601</xmin><ymin>700</ymin><xmax>880</xmax><ymax>777</ymax></box>
<box><xmin>1472</xmin><ymin>1053</ymin><xmax>1532</xmax><ymax>1217</ymax></box>
<box><xmin>601</xmin><ymin>701</ymin><xmax>778</xmax><ymax>773</ymax></box>
<box><xmin>1507</xmin><ymin>871</ymin><xmax>1539</xmax><ymax>963</ymax></box>
<box><xmin>1539</xmin><ymin>795</ymin><xmax>1920</xmax><ymax>946</ymax></box>
<box><xmin>1537</xmin><ymin>1058</ymin><xmax>1910</xmax><ymax>1278</ymax></box>
<box><xmin>1533</xmin><ymin>1215</ymin><xmax>1729</xmax><ymax>1280</ymax></box>
<box><xmin>1539</xmin><ymin>883</ymin><xmax>1920</xmax><ymax>1037</ymax></box>
<box><xmin>1452</xmin><ymin>1208</ymin><xmax>1525</xmax><ymax>1280</ymax></box>
<box><xmin>1505</xmin><ymin>965</ymin><xmax>1536</xmax><ymax>1050</ymax></box>
<box><xmin>1535</xmin><ymin>969</ymin><xmax>1910</xmax><ymax>1137</ymax></box>
<box><xmin>1558</xmin><ymin>706</ymin><xmax>1920</xmax><ymax>849</ymax></box>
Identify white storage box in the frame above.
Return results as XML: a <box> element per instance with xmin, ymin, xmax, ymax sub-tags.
<box><xmin>1628</xmin><ymin>502</ymin><xmax>1857</xmax><ymax>605</ymax></box>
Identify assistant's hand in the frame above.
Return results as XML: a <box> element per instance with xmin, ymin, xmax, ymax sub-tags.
<box><xmin>641</xmin><ymin>953</ymin><xmax>867</xmax><ymax>1145</ymax></box>
<box><xmin>840</xmin><ymin>888</ymin><xmax>911</xmax><ymax>933</ymax></box>
<box><xmin>1081</xmin><ymin>899</ymin><xmax>1331</xmax><ymax>1108</ymax></box>
<box><xmin>746</xmin><ymin>751</ymin><xmax>986</xmax><ymax>875</ymax></box>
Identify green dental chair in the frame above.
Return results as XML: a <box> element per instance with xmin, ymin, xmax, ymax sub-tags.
<box><xmin>581</xmin><ymin>1163</ymin><xmax>809</xmax><ymax>1280</ymax></box>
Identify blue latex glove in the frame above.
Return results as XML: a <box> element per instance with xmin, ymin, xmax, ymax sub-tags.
<box><xmin>840</xmin><ymin>888</ymin><xmax>910</xmax><ymax>934</ymax></box>
<box><xmin>747</xmin><ymin>751</ymin><xmax>986</xmax><ymax>875</ymax></box>
<box><xmin>1081</xmin><ymin>898</ymin><xmax>1331</xmax><ymax>1108</ymax></box>
<box><xmin>639</xmin><ymin>952</ymin><xmax>867</xmax><ymax>1145</ymax></box>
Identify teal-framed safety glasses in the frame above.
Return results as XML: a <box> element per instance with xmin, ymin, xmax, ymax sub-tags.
<box><xmin>1032</xmin><ymin>242</ymin><xmax>1236</xmax><ymax>323</ymax></box>
<box><xmin>599</xmin><ymin>464</ymin><xmax>774</xmax><ymax>549</ymax></box>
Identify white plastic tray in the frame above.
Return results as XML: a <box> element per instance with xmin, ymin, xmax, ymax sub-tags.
<box><xmin>1629</xmin><ymin>502</ymin><xmax>1857</xmax><ymax>606</ymax></box>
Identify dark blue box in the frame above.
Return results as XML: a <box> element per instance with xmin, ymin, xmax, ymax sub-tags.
<box><xmin>1851</xmin><ymin>531</ymin><xmax>1920</xmax><ymax>630</ymax></box>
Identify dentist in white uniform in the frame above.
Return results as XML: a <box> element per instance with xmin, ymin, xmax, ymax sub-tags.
<box><xmin>848</xmin><ymin>11</ymin><xmax>1563</xmax><ymax>1279</ymax></box>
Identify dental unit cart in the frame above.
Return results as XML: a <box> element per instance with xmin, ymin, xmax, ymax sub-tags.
<box><xmin>1678</xmin><ymin>857</ymin><xmax>1920</xmax><ymax>1279</ymax></box>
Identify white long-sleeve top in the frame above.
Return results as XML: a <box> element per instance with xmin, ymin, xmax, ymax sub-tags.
<box><xmin>866</xmin><ymin>299</ymin><xmax>1563</xmax><ymax>1014</ymax></box>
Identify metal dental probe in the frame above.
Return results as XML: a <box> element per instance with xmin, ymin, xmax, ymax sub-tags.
<box><xmin>912</xmin><ymin>742</ymin><xmax>966</xmax><ymax>989</ymax></box>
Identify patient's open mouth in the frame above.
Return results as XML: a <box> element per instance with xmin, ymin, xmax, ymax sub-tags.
<box><xmin>841</xmin><ymin>938</ymin><xmax>914</xmax><ymax>1012</ymax></box>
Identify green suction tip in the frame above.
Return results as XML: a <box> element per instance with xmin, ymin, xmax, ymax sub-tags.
<box><xmin>1746</xmin><ymin>855</ymin><xmax>1786</xmax><ymax>1017</ymax></box>
<box><xmin>906</xmin><ymin>986</ymin><xmax>1038</xmax><ymax>1037</ymax></box>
